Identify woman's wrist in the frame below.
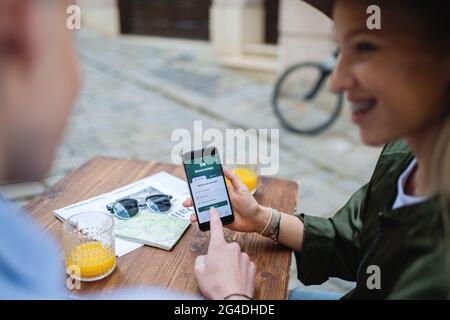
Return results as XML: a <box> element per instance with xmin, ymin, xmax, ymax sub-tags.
<box><xmin>255</xmin><ymin>205</ymin><xmax>272</xmax><ymax>233</ymax></box>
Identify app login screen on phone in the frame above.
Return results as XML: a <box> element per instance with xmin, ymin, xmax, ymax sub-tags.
<box><xmin>185</xmin><ymin>155</ymin><xmax>232</xmax><ymax>224</ymax></box>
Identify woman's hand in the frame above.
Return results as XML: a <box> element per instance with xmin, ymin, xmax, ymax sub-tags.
<box><xmin>195</xmin><ymin>208</ymin><xmax>256</xmax><ymax>300</ymax></box>
<box><xmin>183</xmin><ymin>167</ymin><xmax>271</xmax><ymax>233</ymax></box>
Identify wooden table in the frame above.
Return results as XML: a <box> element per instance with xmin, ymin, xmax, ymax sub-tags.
<box><xmin>25</xmin><ymin>157</ymin><xmax>299</xmax><ymax>300</ymax></box>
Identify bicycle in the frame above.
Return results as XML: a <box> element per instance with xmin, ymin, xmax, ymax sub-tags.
<box><xmin>272</xmin><ymin>49</ymin><xmax>343</xmax><ymax>135</ymax></box>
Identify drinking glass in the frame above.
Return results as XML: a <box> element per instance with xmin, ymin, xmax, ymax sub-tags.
<box><xmin>228</xmin><ymin>163</ymin><xmax>259</xmax><ymax>195</ymax></box>
<box><xmin>63</xmin><ymin>211</ymin><xmax>116</xmax><ymax>282</ymax></box>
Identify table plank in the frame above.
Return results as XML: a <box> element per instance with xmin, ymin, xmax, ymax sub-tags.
<box><xmin>25</xmin><ymin>156</ymin><xmax>299</xmax><ymax>299</ymax></box>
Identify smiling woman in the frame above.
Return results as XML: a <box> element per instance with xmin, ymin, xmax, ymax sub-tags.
<box><xmin>184</xmin><ymin>0</ymin><xmax>450</xmax><ymax>300</ymax></box>
<box><xmin>329</xmin><ymin>0</ymin><xmax>450</xmax><ymax>195</ymax></box>
<box><xmin>301</xmin><ymin>0</ymin><xmax>450</xmax><ymax>299</ymax></box>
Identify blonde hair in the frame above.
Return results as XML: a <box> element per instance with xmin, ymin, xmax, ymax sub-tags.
<box><xmin>431</xmin><ymin>93</ymin><xmax>450</xmax><ymax>298</ymax></box>
<box><xmin>408</xmin><ymin>0</ymin><xmax>450</xmax><ymax>299</ymax></box>
<box><xmin>433</xmin><ymin>119</ymin><xmax>450</xmax><ymax>214</ymax></box>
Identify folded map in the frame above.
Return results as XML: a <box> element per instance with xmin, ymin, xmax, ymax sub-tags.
<box><xmin>54</xmin><ymin>171</ymin><xmax>193</xmax><ymax>255</ymax></box>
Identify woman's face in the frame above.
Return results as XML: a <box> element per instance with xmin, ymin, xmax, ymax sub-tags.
<box><xmin>329</xmin><ymin>0</ymin><xmax>449</xmax><ymax>146</ymax></box>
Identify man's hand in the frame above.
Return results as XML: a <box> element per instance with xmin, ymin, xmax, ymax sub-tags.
<box><xmin>194</xmin><ymin>208</ymin><xmax>256</xmax><ymax>300</ymax></box>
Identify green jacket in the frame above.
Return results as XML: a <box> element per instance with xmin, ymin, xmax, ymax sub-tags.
<box><xmin>295</xmin><ymin>140</ymin><xmax>450</xmax><ymax>299</ymax></box>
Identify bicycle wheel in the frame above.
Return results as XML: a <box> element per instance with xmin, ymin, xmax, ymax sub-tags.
<box><xmin>272</xmin><ymin>62</ymin><xmax>343</xmax><ymax>135</ymax></box>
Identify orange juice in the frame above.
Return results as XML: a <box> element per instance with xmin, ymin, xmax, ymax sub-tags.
<box><xmin>231</xmin><ymin>167</ymin><xmax>258</xmax><ymax>193</ymax></box>
<box><xmin>66</xmin><ymin>241</ymin><xmax>116</xmax><ymax>279</ymax></box>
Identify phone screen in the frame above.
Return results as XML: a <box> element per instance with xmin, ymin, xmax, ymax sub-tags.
<box><xmin>182</xmin><ymin>147</ymin><xmax>234</xmax><ymax>230</ymax></box>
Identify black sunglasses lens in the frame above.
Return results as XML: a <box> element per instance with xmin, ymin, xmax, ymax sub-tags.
<box><xmin>146</xmin><ymin>195</ymin><xmax>171</xmax><ymax>213</ymax></box>
<box><xmin>113</xmin><ymin>199</ymin><xmax>139</xmax><ymax>219</ymax></box>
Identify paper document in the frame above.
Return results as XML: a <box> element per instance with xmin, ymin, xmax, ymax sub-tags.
<box><xmin>54</xmin><ymin>171</ymin><xmax>193</xmax><ymax>256</ymax></box>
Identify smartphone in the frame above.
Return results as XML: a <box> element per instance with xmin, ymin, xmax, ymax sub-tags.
<box><xmin>182</xmin><ymin>146</ymin><xmax>234</xmax><ymax>231</ymax></box>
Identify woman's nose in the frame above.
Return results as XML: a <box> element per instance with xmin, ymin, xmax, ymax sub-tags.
<box><xmin>327</xmin><ymin>55</ymin><xmax>355</xmax><ymax>94</ymax></box>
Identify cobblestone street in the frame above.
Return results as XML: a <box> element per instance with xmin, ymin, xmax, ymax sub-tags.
<box><xmin>0</xmin><ymin>32</ymin><xmax>382</xmax><ymax>294</ymax></box>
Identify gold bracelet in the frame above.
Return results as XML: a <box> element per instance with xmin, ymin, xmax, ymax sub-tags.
<box><xmin>260</xmin><ymin>209</ymin><xmax>273</xmax><ymax>235</ymax></box>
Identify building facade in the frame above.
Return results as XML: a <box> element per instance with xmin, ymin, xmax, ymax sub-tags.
<box><xmin>75</xmin><ymin>0</ymin><xmax>335</xmax><ymax>73</ymax></box>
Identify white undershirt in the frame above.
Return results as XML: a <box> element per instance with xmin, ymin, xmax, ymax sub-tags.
<box><xmin>392</xmin><ymin>158</ymin><xmax>427</xmax><ymax>210</ymax></box>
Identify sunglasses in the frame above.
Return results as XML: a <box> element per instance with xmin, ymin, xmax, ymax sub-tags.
<box><xmin>106</xmin><ymin>194</ymin><xmax>173</xmax><ymax>220</ymax></box>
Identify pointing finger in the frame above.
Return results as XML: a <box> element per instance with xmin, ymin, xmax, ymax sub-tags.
<box><xmin>208</xmin><ymin>208</ymin><xmax>225</xmax><ymax>249</ymax></box>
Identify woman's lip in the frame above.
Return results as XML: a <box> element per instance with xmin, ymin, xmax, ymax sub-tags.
<box><xmin>351</xmin><ymin>103</ymin><xmax>376</xmax><ymax>124</ymax></box>
<box><xmin>348</xmin><ymin>96</ymin><xmax>377</xmax><ymax>113</ymax></box>
<box><xmin>347</xmin><ymin>97</ymin><xmax>376</xmax><ymax>104</ymax></box>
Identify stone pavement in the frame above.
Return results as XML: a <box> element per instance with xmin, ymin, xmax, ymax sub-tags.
<box><xmin>0</xmin><ymin>31</ymin><xmax>382</xmax><ymax>296</ymax></box>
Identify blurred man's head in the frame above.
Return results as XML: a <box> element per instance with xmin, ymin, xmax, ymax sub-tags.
<box><xmin>0</xmin><ymin>0</ymin><xmax>79</xmax><ymax>183</ymax></box>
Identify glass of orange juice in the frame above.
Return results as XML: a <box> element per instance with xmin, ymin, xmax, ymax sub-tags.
<box><xmin>229</xmin><ymin>163</ymin><xmax>259</xmax><ymax>195</ymax></box>
<box><xmin>63</xmin><ymin>212</ymin><xmax>116</xmax><ymax>282</ymax></box>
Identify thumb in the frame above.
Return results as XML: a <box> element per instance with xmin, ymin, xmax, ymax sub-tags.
<box><xmin>208</xmin><ymin>208</ymin><xmax>225</xmax><ymax>248</ymax></box>
<box><xmin>183</xmin><ymin>198</ymin><xmax>193</xmax><ymax>207</ymax></box>
<box><xmin>223</xmin><ymin>167</ymin><xmax>248</xmax><ymax>192</ymax></box>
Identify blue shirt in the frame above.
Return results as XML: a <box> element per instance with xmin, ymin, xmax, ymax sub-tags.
<box><xmin>0</xmin><ymin>196</ymin><xmax>64</xmax><ymax>299</ymax></box>
<box><xmin>0</xmin><ymin>196</ymin><xmax>195</xmax><ymax>300</ymax></box>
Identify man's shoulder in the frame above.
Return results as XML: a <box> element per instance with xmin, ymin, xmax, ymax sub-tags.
<box><xmin>0</xmin><ymin>196</ymin><xmax>63</xmax><ymax>299</ymax></box>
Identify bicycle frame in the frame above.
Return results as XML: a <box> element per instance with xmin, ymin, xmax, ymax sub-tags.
<box><xmin>272</xmin><ymin>49</ymin><xmax>343</xmax><ymax>135</ymax></box>
<box><xmin>304</xmin><ymin>50</ymin><xmax>338</xmax><ymax>100</ymax></box>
